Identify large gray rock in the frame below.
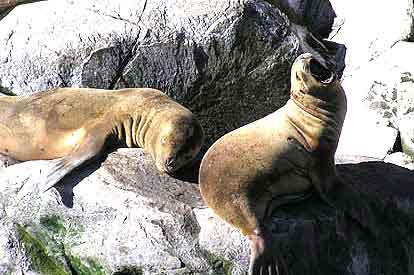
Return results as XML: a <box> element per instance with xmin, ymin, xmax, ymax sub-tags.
<box><xmin>0</xmin><ymin>149</ymin><xmax>414</xmax><ymax>275</ymax></box>
<box><xmin>353</xmin><ymin>42</ymin><xmax>414</xmax><ymax>158</ymax></box>
<box><xmin>0</xmin><ymin>0</ymin><xmax>344</xmax><ymax>148</ymax></box>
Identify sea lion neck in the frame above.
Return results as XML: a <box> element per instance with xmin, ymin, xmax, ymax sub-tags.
<box><xmin>287</xmin><ymin>88</ymin><xmax>346</xmax><ymax>153</ymax></box>
<box><xmin>289</xmin><ymin>88</ymin><xmax>339</xmax><ymax>120</ymax></box>
<box><xmin>110</xmin><ymin>102</ymin><xmax>160</xmax><ymax>151</ymax></box>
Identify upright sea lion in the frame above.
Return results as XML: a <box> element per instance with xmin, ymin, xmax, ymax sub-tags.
<box><xmin>0</xmin><ymin>88</ymin><xmax>203</xmax><ymax>190</ymax></box>
<box><xmin>199</xmin><ymin>53</ymin><xmax>373</xmax><ymax>274</ymax></box>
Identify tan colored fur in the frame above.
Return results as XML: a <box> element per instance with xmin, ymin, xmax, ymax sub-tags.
<box><xmin>0</xmin><ymin>88</ymin><xmax>203</xmax><ymax>174</ymax></box>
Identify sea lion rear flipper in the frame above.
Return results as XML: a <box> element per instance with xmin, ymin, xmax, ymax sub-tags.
<box><xmin>326</xmin><ymin>177</ymin><xmax>380</xmax><ymax>238</ymax></box>
<box><xmin>42</xmin><ymin>131</ymin><xmax>107</xmax><ymax>192</ymax></box>
<box><xmin>248</xmin><ymin>231</ymin><xmax>290</xmax><ymax>275</ymax></box>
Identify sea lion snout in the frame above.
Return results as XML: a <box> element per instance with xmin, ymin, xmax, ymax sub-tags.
<box><xmin>293</xmin><ymin>53</ymin><xmax>336</xmax><ymax>85</ymax></box>
<box><xmin>308</xmin><ymin>58</ymin><xmax>336</xmax><ymax>84</ymax></box>
<box><xmin>156</xmin><ymin>116</ymin><xmax>204</xmax><ymax>174</ymax></box>
<box><xmin>164</xmin><ymin>156</ymin><xmax>177</xmax><ymax>173</ymax></box>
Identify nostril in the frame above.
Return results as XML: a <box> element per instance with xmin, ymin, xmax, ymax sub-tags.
<box><xmin>165</xmin><ymin>157</ymin><xmax>176</xmax><ymax>167</ymax></box>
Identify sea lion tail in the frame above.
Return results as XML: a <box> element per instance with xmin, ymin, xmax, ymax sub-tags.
<box><xmin>248</xmin><ymin>230</ymin><xmax>291</xmax><ymax>275</ymax></box>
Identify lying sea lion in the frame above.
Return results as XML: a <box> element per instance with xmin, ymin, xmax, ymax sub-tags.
<box><xmin>0</xmin><ymin>0</ymin><xmax>46</xmax><ymax>21</ymax></box>
<box><xmin>199</xmin><ymin>53</ymin><xmax>374</xmax><ymax>274</ymax></box>
<box><xmin>0</xmin><ymin>88</ymin><xmax>203</xmax><ymax>190</ymax></box>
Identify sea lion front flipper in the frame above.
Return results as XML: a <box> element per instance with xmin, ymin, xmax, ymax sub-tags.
<box><xmin>42</xmin><ymin>129</ymin><xmax>108</xmax><ymax>192</ymax></box>
<box><xmin>0</xmin><ymin>153</ymin><xmax>19</xmax><ymax>167</ymax></box>
<box><xmin>248</xmin><ymin>231</ymin><xmax>290</xmax><ymax>275</ymax></box>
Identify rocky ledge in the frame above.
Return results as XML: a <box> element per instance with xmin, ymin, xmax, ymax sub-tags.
<box><xmin>0</xmin><ymin>148</ymin><xmax>413</xmax><ymax>275</ymax></box>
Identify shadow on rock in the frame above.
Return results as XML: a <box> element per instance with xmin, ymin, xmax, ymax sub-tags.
<box><xmin>54</xmin><ymin>155</ymin><xmax>108</xmax><ymax>208</ymax></box>
<box><xmin>264</xmin><ymin>161</ymin><xmax>414</xmax><ymax>275</ymax></box>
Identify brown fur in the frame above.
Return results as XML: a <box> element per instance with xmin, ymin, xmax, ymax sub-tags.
<box><xmin>0</xmin><ymin>88</ymin><xmax>203</xmax><ymax>187</ymax></box>
<box><xmin>199</xmin><ymin>53</ymin><xmax>346</xmax><ymax>275</ymax></box>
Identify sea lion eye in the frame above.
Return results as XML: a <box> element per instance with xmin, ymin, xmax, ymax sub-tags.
<box><xmin>161</xmin><ymin>137</ymin><xmax>167</xmax><ymax>145</ymax></box>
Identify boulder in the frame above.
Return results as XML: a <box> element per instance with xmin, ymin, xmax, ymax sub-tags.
<box><xmin>0</xmin><ymin>0</ymin><xmax>344</xmax><ymax>148</ymax></box>
<box><xmin>265</xmin><ymin>0</ymin><xmax>336</xmax><ymax>38</ymax></box>
<box><xmin>349</xmin><ymin>42</ymin><xmax>414</xmax><ymax>158</ymax></box>
<box><xmin>329</xmin><ymin>0</ymin><xmax>414</xmax><ymax>160</ymax></box>
<box><xmin>1</xmin><ymin>149</ymin><xmax>414</xmax><ymax>275</ymax></box>
<box><xmin>384</xmin><ymin>152</ymin><xmax>414</xmax><ymax>170</ymax></box>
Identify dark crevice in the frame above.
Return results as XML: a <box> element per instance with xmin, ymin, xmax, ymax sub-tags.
<box><xmin>390</xmin><ymin>131</ymin><xmax>403</xmax><ymax>154</ymax></box>
<box><xmin>62</xmin><ymin>246</ymin><xmax>78</xmax><ymax>275</ymax></box>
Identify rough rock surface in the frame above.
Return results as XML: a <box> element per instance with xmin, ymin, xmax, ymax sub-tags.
<box><xmin>384</xmin><ymin>152</ymin><xmax>414</xmax><ymax>171</ymax></box>
<box><xmin>265</xmin><ymin>0</ymin><xmax>336</xmax><ymax>38</ymax></box>
<box><xmin>1</xmin><ymin>149</ymin><xmax>414</xmax><ymax>275</ymax></box>
<box><xmin>0</xmin><ymin>0</ymin><xmax>343</xmax><ymax>148</ymax></box>
<box><xmin>1</xmin><ymin>0</ymin><xmax>414</xmax><ymax>274</ymax></box>
<box><xmin>331</xmin><ymin>0</ymin><xmax>414</xmax><ymax>159</ymax></box>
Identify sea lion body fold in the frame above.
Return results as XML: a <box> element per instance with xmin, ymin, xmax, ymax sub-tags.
<box><xmin>0</xmin><ymin>88</ymin><xmax>203</xmax><ymax>187</ymax></box>
<box><xmin>199</xmin><ymin>53</ymin><xmax>348</xmax><ymax>275</ymax></box>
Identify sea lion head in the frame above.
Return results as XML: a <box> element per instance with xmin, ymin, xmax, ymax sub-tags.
<box><xmin>154</xmin><ymin>115</ymin><xmax>204</xmax><ymax>174</ymax></box>
<box><xmin>290</xmin><ymin>53</ymin><xmax>338</xmax><ymax>98</ymax></box>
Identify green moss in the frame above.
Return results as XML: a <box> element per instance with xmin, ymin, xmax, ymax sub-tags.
<box><xmin>206</xmin><ymin>252</ymin><xmax>233</xmax><ymax>275</ymax></box>
<box><xmin>0</xmin><ymin>84</ymin><xmax>16</xmax><ymax>96</ymax></box>
<box><xmin>66</xmin><ymin>252</ymin><xmax>107</xmax><ymax>275</ymax></box>
<box><xmin>40</xmin><ymin>215</ymin><xmax>67</xmax><ymax>234</ymax></box>
<box><xmin>16</xmin><ymin>224</ymin><xmax>69</xmax><ymax>275</ymax></box>
<box><xmin>17</xmin><ymin>219</ymin><xmax>109</xmax><ymax>275</ymax></box>
<box><xmin>113</xmin><ymin>266</ymin><xmax>144</xmax><ymax>275</ymax></box>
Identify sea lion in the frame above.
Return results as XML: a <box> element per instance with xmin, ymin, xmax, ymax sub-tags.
<box><xmin>0</xmin><ymin>87</ymin><xmax>204</xmax><ymax>190</ymax></box>
<box><xmin>0</xmin><ymin>0</ymin><xmax>46</xmax><ymax>21</ymax></box>
<box><xmin>199</xmin><ymin>53</ymin><xmax>360</xmax><ymax>274</ymax></box>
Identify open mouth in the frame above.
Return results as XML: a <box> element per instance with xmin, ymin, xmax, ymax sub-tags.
<box><xmin>309</xmin><ymin>58</ymin><xmax>335</xmax><ymax>84</ymax></box>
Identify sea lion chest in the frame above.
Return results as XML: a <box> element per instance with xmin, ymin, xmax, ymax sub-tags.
<box><xmin>201</xmin><ymin>108</ymin><xmax>314</xmax><ymax>196</ymax></box>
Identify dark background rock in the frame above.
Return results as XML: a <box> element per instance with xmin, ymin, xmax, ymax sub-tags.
<box><xmin>265</xmin><ymin>0</ymin><xmax>336</xmax><ymax>38</ymax></box>
<box><xmin>259</xmin><ymin>161</ymin><xmax>414</xmax><ymax>275</ymax></box>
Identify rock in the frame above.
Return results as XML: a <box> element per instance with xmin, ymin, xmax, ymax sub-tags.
<box><xmin>329</xmin><ymin>0</ymin><xmax>414</xmax><ymax>160</ymax></box>
<box><xmin>264</xmin><ymin>0</ymin><xmax>336</xmax><ymax>38</ymax></box>
<box><xmin>0</xmin><ymin>0</ymin><xmax>345</xmax><ymax>148</ymax></box>
<box><xmin>346</xmin><ymin>42</ymin><xmax>414</xmax><ymax>158</ymax></box>
<box><xmin>335</xmin><ymin>154</ymin><xmax>382</xmax><ymax>165</ymax></box>
<box><xmin>384</xmin><ymin>152</ymin><xmax>414</xmax><ymax>170</ymax></box>
<box><xmin>336</xmin><ymin>112</ymin><xmax>398</xmax><ymax>160</ymax></box>
<box><xmin>330</xmin><ymin>0</ymin><xmax>414</xmax><ymax>71</ymax></box>
<box><xmin>1</xmin><ymin>149</ymin><xmax>414</xmax><ymax>275</ymax></box>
